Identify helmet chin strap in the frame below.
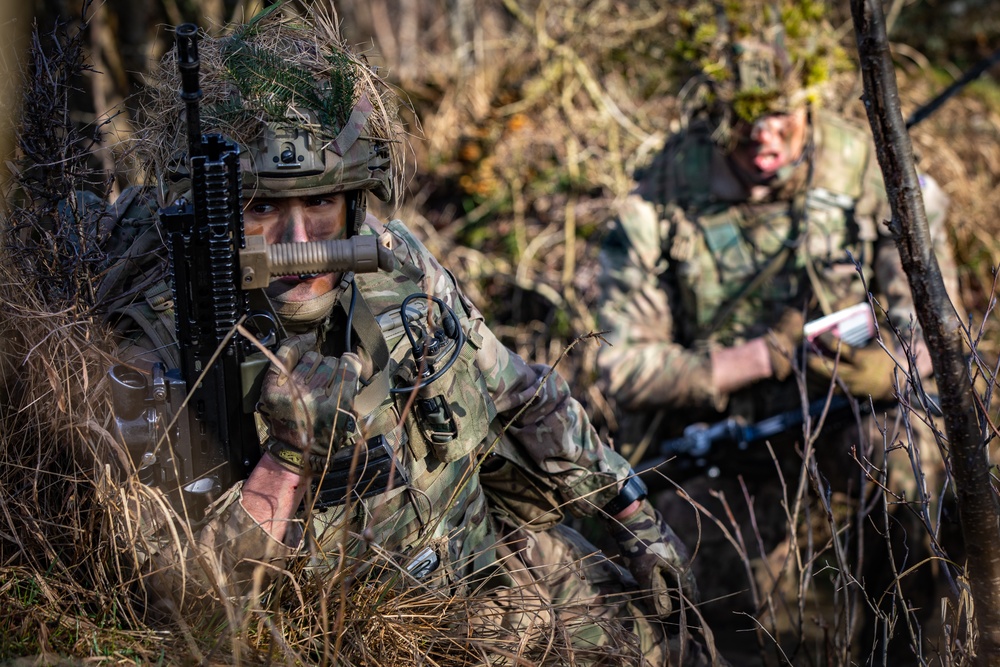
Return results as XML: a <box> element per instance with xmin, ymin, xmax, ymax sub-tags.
<box><xmin>346</xmin><ymin>190</ymin><xmax>368</xmax><ymax>237</ymax></box>
<box><xmin>271</xmin><ymin>287</ymin><xmax>342</xmax><ymax>331</ymax></box>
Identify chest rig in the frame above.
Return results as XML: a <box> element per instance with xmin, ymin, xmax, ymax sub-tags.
<box><xmin>665</xmin><ymin>115</ymin><xmax>878</xmax><ymax>346</ymax></box>
<box><xmin>306</xmin><ymin>219</ymin><xmax>499</xmax><ymax>589</ymax></box>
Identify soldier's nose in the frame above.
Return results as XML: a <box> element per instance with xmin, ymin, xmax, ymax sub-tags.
<box><xmin>282</xmin><ymin>205</ymin><xmax>310</xmax><ymax>243</ymax></box>
<box><xmin>750</xmin><ymin>117</ymin><xmax>782</xmax><ymax>144</ymax></box>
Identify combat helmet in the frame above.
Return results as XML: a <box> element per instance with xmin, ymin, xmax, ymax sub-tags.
<box><xmin>139</xmin><ymin>3</ymin><xmax>402</xmax><ymax>232</ymax></box>
<box><xmin>669</xmin><ymin>0</ymin><xmax>850</xmax><ymax>146</ymax></box>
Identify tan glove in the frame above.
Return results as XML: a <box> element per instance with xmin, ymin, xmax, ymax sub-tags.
<box><xmin>806</xmin><ymin>333</ymin><xmax>898</xmax><ymax>401</ymax></box>
<box><xmin>607</xmin><ymin>499</ymin><xmax>699</xmax><ymax>617</ymax></box>
<box><xmin>765</xmin><ymin>308</ymin><xmax>805</xmax><ymax>381</ymax></box>
<box><xmin>256</xmin><ymin>334</ymin><xmax>363</xmax><ymax>472</ymax></box>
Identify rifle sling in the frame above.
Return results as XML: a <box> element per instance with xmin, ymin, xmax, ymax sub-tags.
<box><xmin>698</xmin><ymin>245</ymin><xmax>793</xmax><ymax>340</ymax></box>
<box><xmin>695</xmin><ymin>164</ymin><xmax>812</xmax><ymax>341</ymax></box>
<box><xmin>338</xmin><ymin>284</ymin><xmax>393</xmax><ymax>417</ymax></box>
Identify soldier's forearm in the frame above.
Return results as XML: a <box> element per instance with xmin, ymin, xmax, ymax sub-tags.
<box><xmin>241</xmin><ymin>452</ymin><xmax>309</xmax><ymax>543</ymax></box>
<box><xmin>710</xmin><ymin>337</ymin><xmax>773</xmax><ymax>395</ymax></box>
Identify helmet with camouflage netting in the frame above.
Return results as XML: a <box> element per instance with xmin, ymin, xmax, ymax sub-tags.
<box><xmin>138</xmin><ymin>3</ymin><xmax>402</xmax><ymax>228</ymax></box>
<box><xmin>668</xmin><ymin>0</ymin><xmax>851</xmax><ymax>146</ymax></box>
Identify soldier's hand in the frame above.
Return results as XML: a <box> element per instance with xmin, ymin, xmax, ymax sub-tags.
<box><xmin>765</xmin><ymin>308</ymin><xmax>805</xmax><ymax>381</ymax></box>
<box><xmin>607</xmin><ymin>499</ymin><xmax>699</xmax><ymax>618</ymax></box>
<box><xmin>257</xmin><ymin>333</ymin><xmax>363</xmax><ymax>471</ymax></box>
<box><xmin>806</xmin><ymin>333</ymin><xmax>898</xmax><ymax>401</ymax></box>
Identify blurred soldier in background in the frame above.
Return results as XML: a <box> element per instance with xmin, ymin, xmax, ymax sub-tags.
<box><xmin>595</xmin><ymin>0</ymin><xmax>959</xmax><ymax>659</ymax></box>
<box><xmin>100</xmin><ymin>5</ymin><xmax>727</xmax><ymax>664</ymax></box>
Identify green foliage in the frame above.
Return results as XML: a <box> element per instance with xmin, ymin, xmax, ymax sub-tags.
<box><xmin>780</xmin><ymin>0</ymin><xmax>827</xmax><ymax>39</ymax></box>
<box><xmin>0</xmin><ymin>572</ymin><xmax>155</xmax><ymax>659</ymax></box>
<box><xmin>732</xmin><ymin>89</ymin><xmax>782</xmax><ymax>123</ymax></box>
<box><xmin>668</xmin><ymin>0</ymin><xmax>850</xmax><ymax>122</ymax></box>
<box><xmin>967</xmin><ymin>76</ymin><xmax>1000</xmax><ymax>109</ymax></box>
<box><xmin>217</xmin><ymin>35</ymin><xmax>357</xmax><ymax>137</ymax></box>
<box><xmin>549</xmin><ymin>306</ymin><xmax>572</xmax><ymax>340</ymax></box>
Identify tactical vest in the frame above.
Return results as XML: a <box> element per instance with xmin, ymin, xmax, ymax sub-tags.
<box><xmin>101</xmin><ymin>203</ymin><xmax>505</xmax><ymax>591</ymax></box>
<box><xmin>664</xmin><ymin>113</ymin><xmax>880</xmax><ymax>347</ymax></box>
<box><xmin>305</xmin><ymin>218</ymin><xmax>501</xmax><ymax>589</ymax></box>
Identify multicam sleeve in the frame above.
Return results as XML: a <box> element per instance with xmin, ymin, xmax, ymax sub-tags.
<box><xmin>393</xmin><ymin>220</ymin><xmax>634</xmax><ymax>516</ymax></box>
<box><xmin>130</xmin><ymin>483</ymin><xmax>300</xmax><ymax>608</ymax></box>
<box><xmin>472</xmin><ymin>316</ymin><xmax>632</xmax><ymax>516</ymax></box>
<box><xmin>595</xmin><ymin>196</ymin><xmax>718</xmax><ymax>412</ymax></box>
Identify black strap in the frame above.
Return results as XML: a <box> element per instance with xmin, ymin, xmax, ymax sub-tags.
<box><xmin>602</xmin><ymin>474</ymin><xmax>649</xmax><ymax>516</ymax></box>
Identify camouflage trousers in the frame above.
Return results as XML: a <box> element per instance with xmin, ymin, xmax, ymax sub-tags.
<box><xmin>489</xmin><ymin>517</ymin><xmax>727</xmax><ymax>667</ymax></box>
<box><xmin>653</xmin><ymin>402</ymin><xmax>950</xmax><ymax>665</ymax></box>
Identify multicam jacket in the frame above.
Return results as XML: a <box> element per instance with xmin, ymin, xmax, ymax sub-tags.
<box><xmin>104</xmin><ymin>195</ymin><xmax>634</xmax><ymax>598</ymax></box>
<box><xmin>596</xmin><ymin>110</ymin><xmax>956</xmax><ymax>426</ymax></box>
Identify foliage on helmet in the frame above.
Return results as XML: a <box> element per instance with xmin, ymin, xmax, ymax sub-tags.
<box><xmin>215</xmin><ymin>34</ymin><xmax>358</xmax><ymax>140</ymax></box>
<box><xmin>137</xmin><ymin>2</ymin><xmax>402</xmax><ymax>203</ymax></box>
<box><xmin>667</xmin><ymin>0</ymin><xmax>851</xmax><ymax>141</ymax></box>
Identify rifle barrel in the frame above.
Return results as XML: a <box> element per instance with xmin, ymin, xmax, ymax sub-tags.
<box><xmin>175</xmin><ymin>23</ymin><xmax>203</xmax><ymax>158</ymax></box>
<box><xmin>906</xmin><ymin>47</ymin><xmax>1000</xmax><ymax>130</ymax></box>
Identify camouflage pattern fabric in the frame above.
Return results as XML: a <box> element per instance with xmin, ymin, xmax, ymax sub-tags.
<box><xmin>597</xmin><ymin>110</ymin><xmax>955</xmax><ymax>420</ymax></box>
<box><xmin>596</xmin><ymin>109</ymin><xmax>956</xmax><ymax>457</ymax></box>
<box><xmin>104</xmin><ymin>193</ymin><xmax>720</xmax><ymax>663</ymax></box>
<box><xmin>606</xmin><ymin>499</ymin><xmax>698</xmax><ymax>617</ymax></box>
<box><xmin>596</xmin><ymin>108</ymin><xmax>957</xmax><ymax>660</ymax></box>
<box><xmin>493</xmin><ymin>518</ymin><xmax>725</xmax><ymax>666</ymax></box>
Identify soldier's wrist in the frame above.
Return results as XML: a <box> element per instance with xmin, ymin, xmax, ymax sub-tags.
<box><xmin>603</xmin><ymin>475</ymin><xmax>648</xmax><ymax>517</ymax></box>
<box><xmin>710</xmin><ymin>338</ymin><xmax>773</xmax><ymax>394</ymax></box>
<box><xmin>265</xmin><ymin>438</ymin><xmax>311</xmax><ymax>475</ymax></box>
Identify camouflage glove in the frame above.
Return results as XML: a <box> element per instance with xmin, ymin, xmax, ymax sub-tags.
<box><xmin>765</xmin><ymin>308</ymin><xmax>804</xmax><ymax>381</ymax></box>
<box><xmin>608</xmin><ymin>499</ymin><xmax>699</xmax><ymax>617</ymax></box>
<box><xmin>257</xmin><ymin>333</ymin><xmax>363</xmax><ymax>472</ymax></box>
<box><xmin>806</xmin><ymin>333</ymin><xmax>898</xmax><ymax>401</ymax></box>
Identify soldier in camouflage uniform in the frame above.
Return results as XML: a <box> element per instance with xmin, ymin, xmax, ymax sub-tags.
<box><xmin>101</xmin><ymin>8</ymin><xmax>728</xmax><ymax>666</ymax></box>
<box><xmin>595</xmin><ymin>2</ymin><xmax>958</xmax><ymax>660</ymax></box>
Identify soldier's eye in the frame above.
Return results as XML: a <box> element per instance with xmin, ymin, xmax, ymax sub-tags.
<box><xmin>305</xmin><ymin>196</ymin><xmax>335</xmax><ymax>208</ymax></box>
<box><xmin>247</xmin><ymin>201</ymin><xmax>277</xmax><ymax>216</ymax></box>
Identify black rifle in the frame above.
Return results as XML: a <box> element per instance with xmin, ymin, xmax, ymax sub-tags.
<box><xmin>637</xmin><ymin>391</ymin><xmax>939</xmax><ymax>481</ymax></box>
<box><xmin>906</xmin><ymin>47</ymin><xmax>1000</xmax><ymax>130</ymax></box>
<box><xmin>637</xmin><ymin>395</ymin><xmax>859</xmax><ymax>480</ymax></box>
<box><xmin>109</xmin><ymin>24</ymin><xmax>393</xmax><ymax>510</ymax></box>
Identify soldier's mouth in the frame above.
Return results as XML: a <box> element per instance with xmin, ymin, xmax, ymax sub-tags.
<box><xmin>753</xmin><ymin>151</ymin><xmax>784</xmax><ymax>174</ymax></box>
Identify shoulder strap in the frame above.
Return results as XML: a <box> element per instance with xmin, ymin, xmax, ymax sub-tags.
<box><xmin>338</xmin><ymin>281</ymin><xmax>393</xmax><ymax>417</ymax></box>
<box><xmin>696</xmin><ymin>244</ymin><xmax>794</xmax><ymax>341</ymax></box>
<box><xmin>811</xmin><ymin>112</ymin><xmax>870</xmax><ymax>199</ymax></box>
<box><xmin>110</xmin><ymin>283</ymin><xmax>181</xmax><ymax>369</ymax></box>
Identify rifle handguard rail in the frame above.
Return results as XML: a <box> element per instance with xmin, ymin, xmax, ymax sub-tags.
<box><xmin>240</xmin><ymin>235</ymin><xmax>395</xmax><ymax>289</ymax></box>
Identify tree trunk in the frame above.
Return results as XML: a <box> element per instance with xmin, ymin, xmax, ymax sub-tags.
<box><xmin>851</xmin><ymin>0</ymin><xmax>1000</xmax><ymax>663</ymax></box>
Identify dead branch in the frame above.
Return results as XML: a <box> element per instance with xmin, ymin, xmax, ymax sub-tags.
<box><xmin>851</xmin><ymin>0</ymin><xmax>1000</xmax><ymax>662</ymax></box>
